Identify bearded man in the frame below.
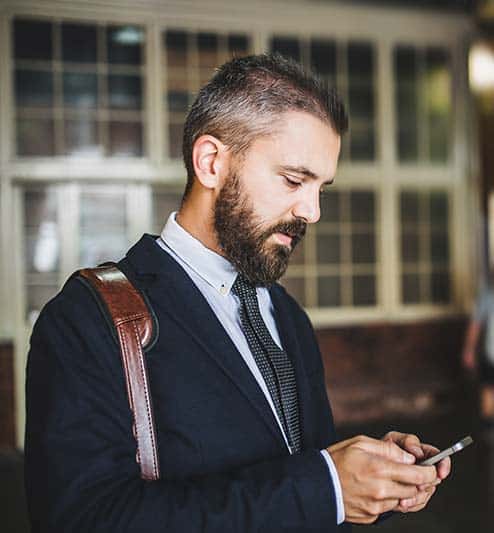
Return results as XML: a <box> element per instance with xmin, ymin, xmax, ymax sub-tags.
<box><xmin>25</xmin><ymin>54</ymin><xmax>449</xmax><ymax>533</ymax></box>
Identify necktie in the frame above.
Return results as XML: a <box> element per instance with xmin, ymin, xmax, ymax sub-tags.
<box><xmin>232</xmin><ymin>274</ymin><xmax>302</xmax><ymax>453</ymax></box>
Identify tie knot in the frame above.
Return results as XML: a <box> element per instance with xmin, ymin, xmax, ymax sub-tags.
<box><xmin>232</xmin><ymin>274</ymin><xmax>257</xmax><ymax>301</ymax></box>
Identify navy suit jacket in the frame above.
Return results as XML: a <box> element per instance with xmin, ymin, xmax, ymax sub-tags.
<box><xmin>25</xmin><ymin>234</ymin><xmax>351</xmax><ymax>532</ymax></box>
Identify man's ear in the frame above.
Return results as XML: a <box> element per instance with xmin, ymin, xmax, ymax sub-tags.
<box><xmin>192</xmin><ymin>135</ymin><xmax>228</xmax><ymax>190</ymax></box>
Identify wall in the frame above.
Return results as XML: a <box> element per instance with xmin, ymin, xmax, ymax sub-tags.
<box><xmin>317</xmin><ymin>317</ymin><xmax>467</xmax><ymax>424</ymax></box>
<box><xmin>0</xmin><ymin>342</ymin><xmax>15</xmax><ymax>449</ymax></box>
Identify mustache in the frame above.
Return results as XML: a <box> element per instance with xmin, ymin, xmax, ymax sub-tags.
<box><xmin>261</xmin><ymin>219</ymin><xmax>307</xmax><ymax>245</ymax></box>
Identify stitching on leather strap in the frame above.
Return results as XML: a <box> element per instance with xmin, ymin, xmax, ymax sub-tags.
<box><xmin>131</xmin><ymin>320</ymin><xmax>159</xmax><ymax>479</ymax></box>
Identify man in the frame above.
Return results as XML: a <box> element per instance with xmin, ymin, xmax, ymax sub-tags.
<box><xmin>25</xmin><ymin>54</ymin><xmax>450</xmax><ymax>532</ymax></box>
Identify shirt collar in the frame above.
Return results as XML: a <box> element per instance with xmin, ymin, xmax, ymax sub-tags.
<box><xmin>159</xmin><ymin>212</ymin><xmax>238</xmax><ymax>295</ymax></box>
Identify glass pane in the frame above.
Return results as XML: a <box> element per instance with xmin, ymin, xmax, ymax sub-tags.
<box><xmin>349</xmin><ymin>85</ymin><xmax>374</xmax><ymax>120</ymax></box>
<box><xmin>402</xmin><ymin>272</ymin><xmax>420</xmax><ymax>303</ymax></box>
<box><xmin>348</xmin><ymin>42</ymin><xmax>373</xmax><ymax>80</ymax></box>
<box><xmin>280</xmin><ymin>277</ymin><xmax>306</xmax><ymax>306</ymax></box>
<box><xmin>198</xmin><ymin>33</ymin><xmax>218</xmax><ymax>68</ymax></box>
<box><xmin>401</xmin><ymin>230</ymin><xmax>420</xmax><ymax>263</ymax></box>
<box><xmin>352</xmin><ymin>274</ymin><xmax>376</xmax><ymax>306</ymax></box>
<box><xmin>310</xmin><ymin>39</ymin><xmax>336</xmax><ymax>77</ymax></box>
<box><xmin>350</xmin><ymin>125</ymin><xmax>375</xmax><ymax>161</ymax></box>
<box><xmin>228</xmin><ymin>34</ymin><xmax>249</xmax><ymax>57</ymax></box>
<box><xmin>425</xmin><ymin>48</ymin><xmax>451</xmax><ymax>163</ymax></box>
<box><xmin>63</xmin><ymin>72</ymin><xmax>98</xmax><ymax>108</ymax></box>
<box><xmin>396</xmin><ymin>84</ymin><xmax>418</xmax><ymax>120</ymax></box>
<box><xmin>398</xmin><ymin>128</ymin><xmax>418</xmax><ymax>162</ymax></box>
<box><xmin>80</xmin><ymin>190</ymin><xmax>126</xmax><ymax>228</ymax></box>
<box><xmin>400</xmin><ymin>192</ymin><xmax>419</xmax><ymax>224</ymax></box>
<box><xmin>351</xmin><ymin>232</ymin><xmax>375</xmax><ymax>264</ymax></box>
<box><xmin>395</xmin><ymin>47</ymin><xmax>417</xmax><ymax>83</ymax></box>
<box><xmin>61</xmin><ymin>23</ymin><xmax>97</xmax><ymax>63</ymax></box>
<box><xmin>429</xmin><ymin>114</ymin><xmax>449</xmax><ymax>162</ymax></box>
<box><xmin>430</xmin><ymin>232</ymin><xmax>449</xmax><ymax>264</ymax></box>
<box><xmin>25</xmin><ymin>226</ymin><xmax>59</xmax><ymax>274</ymax></box>
<box><xmin>152</xmin><ymin>191</ymin><xmax>183</xmax><ymax>232</ymax></box>
<box><xmin>167</xmin><ymin>73</ymin><xmax>189</xmax><ymax>92</ymax></box>
<box><xmin>350</xmin><ymin>191</ymin><xmax>375</xmax><ymax>224</ymax></box>
<box><xmin>107</xmin><ymin>25</ymin><xmax>144</xmax><ymax>65</ymax></box>
<box><xmin>64</xmin><ymin>119</ymin><xmax>101</xmax><ymax>157</ymax></box>
<box><xmin>79</xmin><ymin>188</ymin><xmax>128</xmax><ymax>266</ymax></box>
<box><xmin>320</xmin><ymin>191</ymin><xmax>340</xmax><ymax>223</ymax></box>
<box><xmin>79</xmin><ymin>233</ymin><xmax>128</xmax><ymax>266</ymax></box>
<box><xmin>166</xmin><ymin>31</ymin><xmax>188</xmax><ymax>68</ymax></box>
<box><xmin>24</xmin><ymin>189</ymin><xmax>57</xmax><ymax>227</ymax></box>
<box><xmin>318</xmin><ymin>275</ymin><xmax>341</xmax><ymax>307</ymax></box>
<box><xmin>167</xmin><ymin>91</ymin><xmax>189</xmax><ymax>113</ymax></box>
<box><xmin>168</xmin><ymin>122</ymin><xmax>184</xmax><ymax>159</ymax></box>
<box><xmin>430</xmin><ymin>192</ymin><xmax>448</xmax><ymax>227</ymax></box>
<box><xmin>24</xmin><ymin>188</ymin><xmax>59</xmax><ymax>275</ymax></box>
<box><xmin>15</xmin><ymin>69</ymin><xmax>53</xmax><ymax>107</ymax></box>
<box><xmin>17</xmin><ymin>118</ymin><xmax>55</xmax><ymax>156</ymax></box>
<box><xmin>26</xmin><ymin>283</ymin><xmax>59</xmax><ymax>322</ymax></box>
<box><xmin>108</xmin><ymin>121</ymin><xmax>143</xmax><ymax>157</ymax></box>
<box><xmin>108</xmin><ymin>74</ymin><xmax>142</xmax><ymax>109</ymax></box>
<box><xmin>271</xmin><ymin>37</ymin><xmax>300</xmax><ymax>62</ymax></box>
<box><xmin>317</xmin><ymin>233</ymin><xmax>340</xmax><ymax>264</ymax></box>
<box><xmin>14</xmin><ymin>19</ymin><xmax>53</xmax><ymax>61</ymax></box>
<box><xmin>431</xmin><ymin>272</ymin><xmax>450</xmax><ymax>303</ymax></box>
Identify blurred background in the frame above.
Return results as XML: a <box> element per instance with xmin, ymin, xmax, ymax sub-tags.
<box><xmin>0</xmin><ymin>0</ymin><xmax>493</xmax><ymax>531</ymax></box>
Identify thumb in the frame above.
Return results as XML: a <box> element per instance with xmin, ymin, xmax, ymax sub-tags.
<box><xmin>359</xmin><ymin>437</ymin><xmax>416</xmax><ymax>464</ymax></box>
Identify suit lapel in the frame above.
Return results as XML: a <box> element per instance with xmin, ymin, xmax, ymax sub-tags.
<box><xmin>269</xmin><ymin>286</ymin><xmax>314</xmax><ymax>450</ymax></box>
<box><xmin>124</xmin><ymin>235</ymin><xmax>287</xmax><ymax>450</ymax></box>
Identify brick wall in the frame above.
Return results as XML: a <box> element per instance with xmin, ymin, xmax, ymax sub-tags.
<box><xmin>0</xmin><ymin>342</ymin><xmax>15</xmax><ymax>449</ymax></box>
<box><xmin>316</xmin><ymin>317</ymin><xmax>467</xmax><ymax>424</ymax></box>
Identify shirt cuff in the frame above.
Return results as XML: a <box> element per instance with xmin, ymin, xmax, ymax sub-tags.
<box><xmin>320</xmin><ymin>449</ymin><xmax>345</xmax><ymax>524</ymax></box>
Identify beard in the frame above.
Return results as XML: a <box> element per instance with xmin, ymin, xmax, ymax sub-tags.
<box><xmin>214</xmin><ymin>171</ymin><xmax>306</xmax><ymax>287</ymax></box>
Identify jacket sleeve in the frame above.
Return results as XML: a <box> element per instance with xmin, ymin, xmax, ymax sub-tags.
<box><xmin>24</xmin><ymin>279</ymin><xmax>346</xmax><ymax>533</ymax></box>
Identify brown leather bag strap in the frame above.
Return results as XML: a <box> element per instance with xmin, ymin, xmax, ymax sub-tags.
<box><xmin>77</xmin><ymin>264</ymin><xmax>160</xmax><ymax>481</ymax></box>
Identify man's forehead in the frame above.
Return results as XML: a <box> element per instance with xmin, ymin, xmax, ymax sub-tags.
<box><xmin>242</xmin><ymin>110</ymin><xmax>340</xmax><ymax>180</ymax></box>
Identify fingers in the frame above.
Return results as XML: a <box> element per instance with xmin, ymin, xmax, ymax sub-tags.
<box><xmin>436</xmin><ymin>456</ymin><xmax>451</xmax><ymax>480</ymax></box>
<box><xmin>421</xmin><ymin>443</ymin><xmax>452</xmax><ymax>480</ymax></box>
<box><xmin>384</xmin><ymin>431</ymin><xmax>424</xmax><ymax>460</ymax></box>
<box><xmin>357</xmin><ymin>436</ymin><xmax>416</xmax><ymax>465</ymax></box>
<box><xmin>384</xmin><ymin>460</ymin><xmax>437</xmax><ymax>486</ymax></box>
<box><xmin>396</xmin><ymin>485</ymin><xmax>436</xmax><ymax>513</ymax></box>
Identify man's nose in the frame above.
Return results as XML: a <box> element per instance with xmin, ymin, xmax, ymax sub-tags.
<box><xmin>292</xmin><ymin>191</ymin><xmax>321</xmax><ymax>224</ymax></box>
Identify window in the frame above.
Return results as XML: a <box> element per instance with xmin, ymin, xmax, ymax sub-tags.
<box><xmin>399</xmin><ymin>189</ymin><xmax>451</xmax><ymax>304</ymax></box>
<box><xmin>163</xmin><ymin>30</ymin><xmax>251</xmax><ymax>159</ymax></box>
<box><xmin>270</xmin><ymin>36</ymin><xmax>377</xmax><ymax>162</ymax></box>
<box><xmin>151</xmin><ymin>187</ymin><xmax>183</xmax><ymax>233</ymax></box>
<box><xmin>394</xmin><ymin>45</ymin><xmax>452</xmax><ymax>163</ymax></box>
<box><xmin>23</xmin><ymin>187</ymin><xmax>60</xmax><ymax>323</ymax></box>
<box><xmin>79</xmin><ymin>186</ymin><xmax>129</xmax><ymax>266</ymax></box>
<box><xmin>282</xmin><ymin>189</ymin><xmax>378</xmax><ymax>308</ymax></box>
<box><xmin>13</xmin><ymin>18</ymin><xmax>146</xmax><ymax>158</ymax></box>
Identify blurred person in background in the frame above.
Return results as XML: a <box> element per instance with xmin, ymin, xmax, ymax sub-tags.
<box><xmin>462</xmin><ymin>270</ymin><xmax>494</xmax><ymax>430</ymax></box>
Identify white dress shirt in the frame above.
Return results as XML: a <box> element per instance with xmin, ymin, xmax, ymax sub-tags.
<box><xmin>156</xmin><ymin>212</ymin><xmax>345</xmax><ymax>524</ymax></box>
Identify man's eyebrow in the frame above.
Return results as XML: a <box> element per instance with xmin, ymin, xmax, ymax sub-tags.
<box><xmin>279</xmin><ymin>165</ymin><xmax>334</xmax><ymax>185</ymax></box>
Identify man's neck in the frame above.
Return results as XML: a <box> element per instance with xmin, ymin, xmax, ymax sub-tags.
<box><xmin>176</xmin><ymin>201</ymin><xmax>225</xmax><ymax>257</ymax></box>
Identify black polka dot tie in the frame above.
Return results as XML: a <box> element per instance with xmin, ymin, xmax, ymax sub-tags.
<box><xmin>232</xmin><ymin>274</ymin><xmax>302</xmax><ymax>453</ymax></box>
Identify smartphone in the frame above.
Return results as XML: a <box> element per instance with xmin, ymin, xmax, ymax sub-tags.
<box><xmin>419</xmin><ymin>435</ymin><xmax>473</xmax><ymax>466</ymax></box>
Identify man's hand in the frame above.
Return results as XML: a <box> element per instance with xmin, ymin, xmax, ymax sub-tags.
<box><xmin>327</xmin><ymin>435</ymin><xmax>437</xmax><ymax>524</ymax></box>
<box><xmin>382</xmin><ymin>431</ymin><xmax>451</xmax><ymax>513</ymax></box>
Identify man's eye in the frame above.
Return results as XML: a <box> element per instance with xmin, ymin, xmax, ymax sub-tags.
<box><xmin>283</xmin><ymin>176</ymin><xmax>301</xmax><ymax>188</ymax></box>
